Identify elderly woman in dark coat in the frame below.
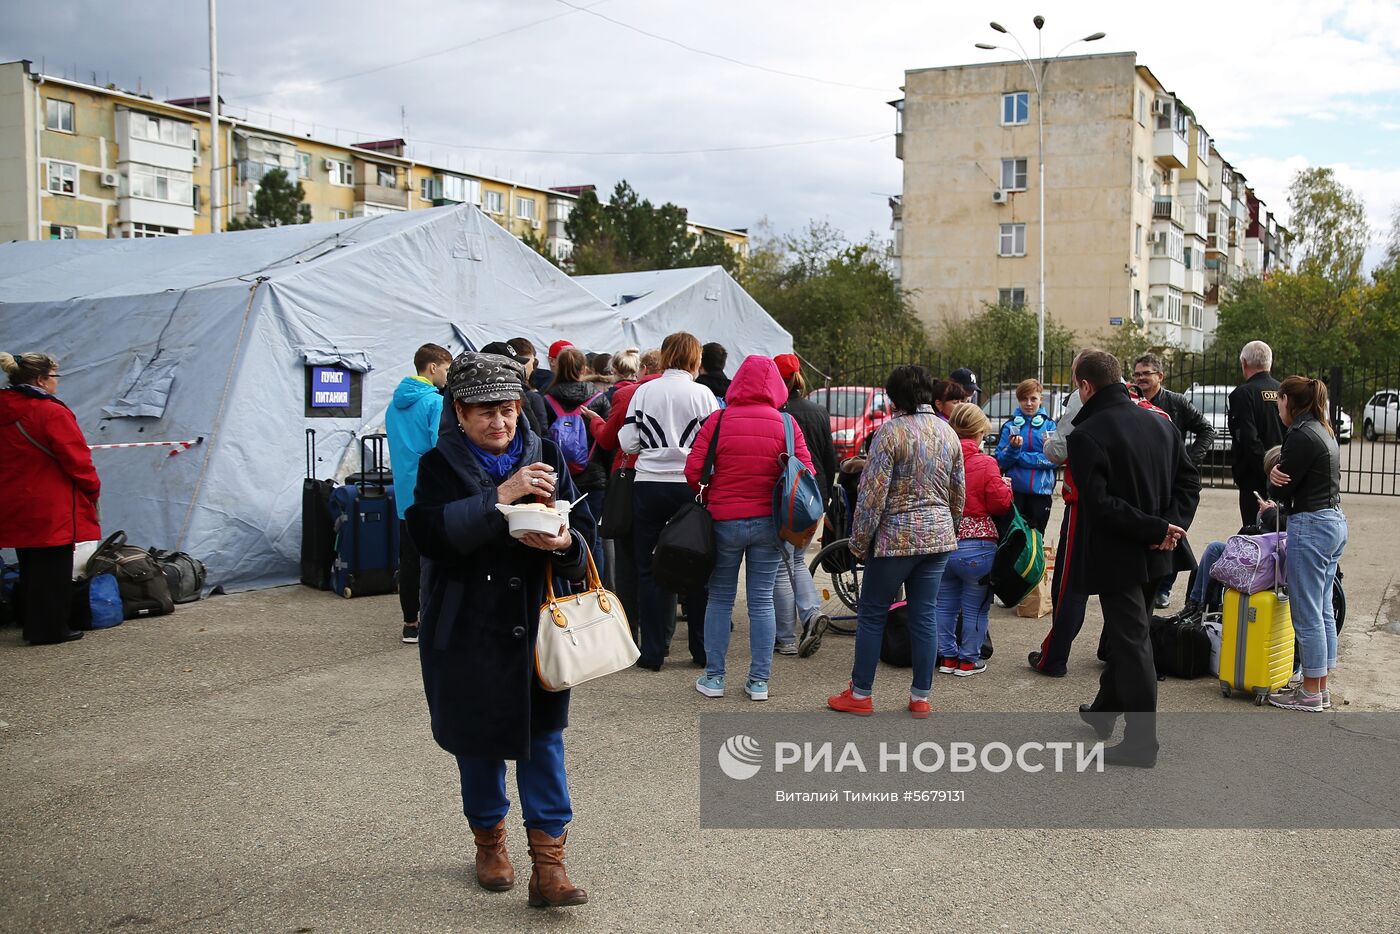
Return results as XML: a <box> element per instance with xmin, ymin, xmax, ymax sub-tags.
<box><xmin>407</xmin><ymin>351</ymin><xmax>596</xmax><ymax>908</ymax></box>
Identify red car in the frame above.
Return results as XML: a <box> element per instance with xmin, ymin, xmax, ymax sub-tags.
<box><xmin>807</xmin><ymin>385</ymin><xmax>892</xmax><ymax>460</ymax></box>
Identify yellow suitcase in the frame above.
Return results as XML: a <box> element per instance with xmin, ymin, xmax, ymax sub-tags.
<box><xmin>1218</xmin><ymin>587</ymin><xmax>1294</xmax><ymax>705</ymax></box>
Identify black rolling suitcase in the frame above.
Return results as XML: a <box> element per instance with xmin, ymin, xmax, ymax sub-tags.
<box><xmin>328</xmin><ymin>434</ymin><xmax>398</xmax><ymax>599</ymax></box>
<box><xmin>301</xmin><ymin>429</ymin><xmax>337</xmax><ymax>590</ymax></box>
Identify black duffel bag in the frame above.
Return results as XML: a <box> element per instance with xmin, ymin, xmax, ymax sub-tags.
<box><xmin>652</xmin><ymin>413</ymin><xmax>722</xmax><ymax>595</ymax></box>
<box><xmin>1150</xmin><ymin>616</ymin><xmax>1211</xmax><ymax>679</ymax></box>
<box><xmin>87</xmin><ymin>531</ymin><xmax>174</xmax><ymax>619</ymax></box>
<box><xmin>148</xmin><ymin>549</ymin><xmax>207</xmax><ymax>604</ymax></box>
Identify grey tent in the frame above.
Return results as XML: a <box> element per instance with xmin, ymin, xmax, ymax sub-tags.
<box><xmin>572</xmin><ymin>266</ymin><xmax>792</xmax><ymax>373</ymax></box>
<box><xmin>0</xmin><ymin>205</ymin><xmax>629</xmax><ymax>591</ymax></box>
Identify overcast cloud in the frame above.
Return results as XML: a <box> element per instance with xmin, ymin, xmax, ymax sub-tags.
<box><xmin>4</xmin><ymin>0</ymin><xmax>1398</xmax><ymax>268</ymax></box>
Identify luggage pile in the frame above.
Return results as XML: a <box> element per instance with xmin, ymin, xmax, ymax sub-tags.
<box><xmin>301</xmin><ymin>430</ymin><xmax>399</xmax><ymax>599</ymax></box>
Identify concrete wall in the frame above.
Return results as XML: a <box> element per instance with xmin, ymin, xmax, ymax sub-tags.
<box><xmin>0</xmin><ymin>62</ymin><xmax>36</xmax><ymax>241</ymax></box>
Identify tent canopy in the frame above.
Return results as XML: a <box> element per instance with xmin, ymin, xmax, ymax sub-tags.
<box><xmin>0</xmin><ymin>206</ymin><xmax>790</xmax><ymax>592</ymax></box>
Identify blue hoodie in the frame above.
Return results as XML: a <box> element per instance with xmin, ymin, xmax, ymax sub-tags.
<box><xmin>995</xmin><ymin>407</ymin><xmax>1058</xmax><ymax>496</ymax></box>
<box><xmin>385</xmin><ymin>376</ymin><xmax>444</xmax><ymax>519</ymax></box>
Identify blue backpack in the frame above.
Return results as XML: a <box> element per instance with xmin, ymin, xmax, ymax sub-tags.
<box><xmin>773</xmin><ymin>414</ymin><xmax>824</xmax><ymax>547</ymax></box>
<box><xmin>545</xmin><ymin>392</ymin><xmax>603</xmax><ymax>475</ymax></box>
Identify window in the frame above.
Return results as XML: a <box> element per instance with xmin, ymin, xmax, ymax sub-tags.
<box><xmin>334</xmin><ymin>210</ymin><xmax>350</xmax><ymax>221</ymax></box>
<box><xmin>483</xmin><ymin>190</ymin><xmax>504</xmax><ymax>214</ymax></box>
<box><xmin>998</xmin><ymin>288</ymin><xmax>1026</xmax><ymax>308</ymax></box>
<box><xmin>1001</xmin><ymin>91</ymin><xmax>1029</xmax><ymax>125</ymax></box>
<box><xmin>192</xmin><ymin>184</ymin><xmax>201</xmax><ymax>213</ymax></box>
<box><xmin>46</xmin><ymin>99</ymin><xmax>75</xmax><ymax>132</ymax></box>
<box><xmin>47</xmin><ymin>160</ymin><xmax>77</xmax><ymax>195</ymax></box>
<box><xmin>328</xmin><ymin>160</ymin><xmax>353</xmax><ymax>186</ymax></box>
<box><xmin>192</xmin><ymin>128</ymin><xmax>200</xmax><ymax>153</ymax></box>
<box><xmin>129</xmin><ymin>223</ymin><xmax>180</xmax><ymax>238</ymax></box>
<box><xmin>297</xmin><ymin>151</ymin><xmax>312</xmax><ymax>179</ymax></box>
<box><xmin>1197</xmin><ymin>129</ymin><xmax>1209</xmax><ymax>162</ymax></box>
<box><xmin>1136</xmin><ymin>158</ymin><xmax>1146</xmax><ymax>194</ymax></box>
<box><xmin>441</xmin><ymin>175</ymin><xmax>469</xmax><ymax>203</ymax></box>
<box><xmin>1137</xmin><ymin>91</ymin><xmax>1146</xmax><ymax>126</ymax></box>
<box><xmin>129</xmin><ymin>113</ymin><xmax>192</xmax><ymax>148</ymax></box>
<box><xmin>49</xmin><ymin>224</ymin><xmax>77</xmax><ymax>240</ymax></box>
<box><xmin>420</xmin><ymin>177</ymin><xmax>438</xmax><ymax>201</ymax></box>
<box><xmin>1133</xmin><ymin>289</ymin><xmax>1142</xmax><ymax>324</ymax></box>
<box><xmin>515</xmin><ymin>196</ymin><xmax>536</xmax><ymax>220</ymax></box>
<box><xmin>129</xmin><ymin>164</ymin><xmax>193</xmax><ymax>205</ymax></box>
<box><xmin>1135</xmin><ymin>224</ymin><xmax>1143</xmax><ymax>256</ymax></box>
<box><xmin>375</xmin><ymin>164</ymin><xmax>395</xmax><ymax>188</ymax></box>
<box><xmin>1000</xmin><ymin>158</ymin><xmax>1028</xmax><ymax>191</ymax></box>
<box><xmin>1184</xmin><ymin>246</ymin><xmax>1193</xmax><ymax>270</ymax></box>
<box><xmin>998</xmin><ymin>223</ymin><xmax>1026</xmax><ymax>257</ymax></box>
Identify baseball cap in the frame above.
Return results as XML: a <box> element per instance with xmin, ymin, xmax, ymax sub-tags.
<box><xmin>547</xmin><ymin>340</ymin><xmax>573</xmax><ymax>359</ymax></box>
<box><xmin>774</xmin><ymin>353</ymin><xmax>801</xmax><ymax>379</ymax></box>
<box><xmin>950</xmin><ymin>367</ymin><xmax>981</xmax><ymax>395</ymax></box>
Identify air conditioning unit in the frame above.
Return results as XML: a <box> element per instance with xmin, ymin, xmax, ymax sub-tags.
<box><xmin>992</xmin><ymin>189</ymin><xmax>1009</xmax><ymax>204</ymax></box>
<box><xmin>191</xmin><ymin>152</ymin><xmax>201</xmax><ymax>167</ymax></box>
<box><xmin>531</xmin><ymin>219</ymin><xmax>541</xmax><ymax>230</ymax></box>
<box><xmin>99</xmin><ymin>171</ymin><xmax>120</xmax><ymax>188</ymax></box>
<box><xmin>323</xmin><ymin>158</ymin><xmax>336</xmax><ymax>171</ymax></box>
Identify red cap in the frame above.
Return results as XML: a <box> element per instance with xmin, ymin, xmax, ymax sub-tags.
<box><xmin>774</xmin><ymin>353</ymin><xmax>801</xmax><ymax>379</ymax></box>
<box><xmin>547</xmin><ymin>340</ymin><xmax>573</xmax><ymax>359</ymax></box>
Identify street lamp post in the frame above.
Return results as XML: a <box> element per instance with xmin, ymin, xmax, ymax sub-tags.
<box><xmin>976</xmin><ymin>17</ymin><xmax>1104</xmax><ymax>383</ymax></box>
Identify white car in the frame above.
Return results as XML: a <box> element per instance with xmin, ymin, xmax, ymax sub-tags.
<box><xmin>1183</xmin><ymin>384</ymin><xmax>1233</xmax><ymax>457</ymax></box>
<box><xmin>1363</xmin><ymin>390</ymin><xmax>1400</xmax><ymax>441</ymax></box>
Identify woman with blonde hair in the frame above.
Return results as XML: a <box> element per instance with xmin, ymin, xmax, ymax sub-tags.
<box><xmin>0</xmin><ymin>351</ymin><xmax>101</xmax><ymax>645</ymax></box>
<box><xmin>934</xmin><ymin>403</ymin><xmax>1013</xmax><ymax>678</ymax></box>
<box><xmin>1266</xmin><ymin>377</ymin><xmax>1347</xmax><ymax>712</ymax></box>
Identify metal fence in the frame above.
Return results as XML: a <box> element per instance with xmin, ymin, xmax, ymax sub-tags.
<box><xmin>804</xmin><ymin>345</ymin><xmax>1400</xmax><ymax>497</ymax></box>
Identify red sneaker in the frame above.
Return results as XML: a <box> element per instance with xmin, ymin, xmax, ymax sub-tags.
<box><xmin>827</xmin><ymin>682</ymin><xmax>874</xmax><ymax>716</ymax></box>
<box><xmin>908</xmin><ymin>696</ymin><xmax>931</xmax><ymax>719</ymax></box>
<box><xmin>937</xmin><ymin>656</ymin><xmax>958</xmax><ymax>674</ymax></box>
<box><xmin>955</xmin><ymin>660</ymin><xmax>986</xmax><ymax>677</ymax></box>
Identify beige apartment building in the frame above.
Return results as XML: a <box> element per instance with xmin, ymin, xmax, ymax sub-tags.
<box><xmin>0</xmin><ymin>60</ymin><xmax>747</xmax><ymax>264</ymax></box>
<box><xmin>892</xmin><ymin>51</ymin><xmax>1289</xmax><ymax>350</ymax></box>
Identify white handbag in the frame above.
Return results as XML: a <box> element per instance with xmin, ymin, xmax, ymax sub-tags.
<box><xmin>535</xmin><ymin>545</ymin><xmax>639</xmax><ymax>691</ymax></box>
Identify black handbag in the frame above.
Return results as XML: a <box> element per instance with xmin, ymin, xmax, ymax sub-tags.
<box><xmin>652</xmin><ymin>413</ymin><xmax>723</xmax><ymax>594</ymax></box>
<box><xmin>598</xmin><ymin>466</ymin><xmax>635</xmax><ymax>540</ymax></box>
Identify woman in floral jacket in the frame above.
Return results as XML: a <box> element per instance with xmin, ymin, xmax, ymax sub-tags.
<box><xmin>827</xmin><ymin>365</ymin><xmax>965</xmax><ymax>718</ymax></box>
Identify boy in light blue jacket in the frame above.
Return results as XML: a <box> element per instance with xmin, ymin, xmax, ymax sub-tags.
<box><xmin>995</xmin><ymin>377</ymin><xmax>1057</xmax><ymax>534</ymax></box>
<box><xmin>385</xmin><ymin>343</ymin><xmax>451</xmax><ymax>644</ymax></box>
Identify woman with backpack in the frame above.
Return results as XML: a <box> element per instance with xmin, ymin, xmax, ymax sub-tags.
<box><xmin>935</xmin><ymin>403</ymin><xmax>1012</xmax><ymax>678</ymax></box>
<box><xmin>544</xmin><ymin>348</ymin><xmax>611</xmax><ymax>526</ymax></box>
<box><xmin>0</xmin><ymin>351</ymin><xmax>101</xmax><ymax>645</ymax></box>
<box><xmin>827</xmin><ymin>365</ymin><xmax>964</xmax><ymax>718</ymax></box>
<box><xmin>618</xmin><ymin>333</ymin><xmax>717</xmax><ymax>671</ymax></box>
<box><xmin>685</xmin><ymin>355</ymin><xmax>814</xmax><ymax>701</ymax></box>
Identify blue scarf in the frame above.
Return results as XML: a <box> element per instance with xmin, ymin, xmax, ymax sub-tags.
<box><xmin>464</xmin><ymin>429</ymin><xmax>525</xmax><ymax>482</ymax></box>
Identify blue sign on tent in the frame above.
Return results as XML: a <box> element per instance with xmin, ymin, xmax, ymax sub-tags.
<box><xmin>310</xmin><ymin>366</ymin><xmax>351</xmax><ymax>407</ymax></box>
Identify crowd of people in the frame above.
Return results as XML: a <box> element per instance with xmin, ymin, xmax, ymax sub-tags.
<box><xmin>1</xmin><ymin>331</ymin><xmax>1352</xmax><ymax>905</ymax></box>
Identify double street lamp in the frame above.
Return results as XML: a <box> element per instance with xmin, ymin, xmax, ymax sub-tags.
<box><xmin>976</xmin><ymin>16</ymin><xmax>1105</xmax><ymax>382</ymax></box>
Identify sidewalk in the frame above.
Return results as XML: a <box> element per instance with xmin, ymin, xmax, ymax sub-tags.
<box><xmin>1</xmin><ymin>488</ymin><xmax>1397</xmax><ymax>932</ymax></box>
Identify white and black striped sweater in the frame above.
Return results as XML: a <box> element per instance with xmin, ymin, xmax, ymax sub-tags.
<box><xmin>617</xmin><ymin>369</ymin><xmax>720</xmax><ymax>483</ymax></box>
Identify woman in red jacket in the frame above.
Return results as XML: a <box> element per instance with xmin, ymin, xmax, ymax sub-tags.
<box><xmin>685</xmin><ymin>356</ymin><xmax>813</xmax><ymax>702</ymax></box>
<box><xmin>0</xmin><ymin>352</ymin><xmax>101</xmax><ymax>645</ymax></box>
<box><xmin>935</xmin><ymin>403</ymin><xmax>1012</xmax><ymax>677</ymax></box>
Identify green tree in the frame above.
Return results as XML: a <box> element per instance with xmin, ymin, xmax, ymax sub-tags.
<box><xmin>226</xmin><ymin>168</ymin><xmax>311</xmax><ymax>230</ymax></box>
<box><xmin>687</xmin><ymin>235</ymin><xmax>742</xmax><ymax>276</ymax></box>
<box><xmin>1212</xmin><ymin>272</ymin><xmax>1365</xmax><ymax>374</ymax></box>
<box><xmin>933</xmin><ymin>303</ymin><xmax>1077</xmax><ymax>387</ymax></box>
<box><xmin>1286</xmin><ymin>167</ymin><xmax>1369</xmax><ymax>288</ymax></box>
<box><xmin>563</xmin><ymin>180</ymin><xmax>699</xmax><ymax>274</ymax></box>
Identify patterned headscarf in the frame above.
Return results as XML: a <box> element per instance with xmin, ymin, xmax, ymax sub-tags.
<box><xmin>446</xmin><ymin>352</ymin><xmax>525</xmax><ymax>404</ymax></box>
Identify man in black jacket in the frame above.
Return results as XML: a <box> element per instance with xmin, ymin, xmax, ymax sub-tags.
<box><xmin>1228</xmin><ymin>340</ymin><xmax>1285</xmax><ymax>525</ymax></box>
<box><xmin>1131</xmin><ymin>352</ymin><xmax>1215</xmax><ymax>607</ymax></box>
<box><xmin>695</xmin><ymin>342</ymin><xmax>731</xmax><ymax>401</ymax></box>
<box><xmin>1067</xmin><ymin>350</ymin><xmax>1200</xmax><ymax>767</ymax></box>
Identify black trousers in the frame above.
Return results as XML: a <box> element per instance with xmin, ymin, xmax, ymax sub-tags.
<box><xmin>632</xmin><ymin>481</ymin><xmax>707</xmax><ymax>668</ymax></box>
<box><xmin>1036</xmin><ymin>510</ymin><xmax>1089</xmax><ymax>674</ymax></box>
<box><xmin>1090</xmin><ymin>581</ymin><xmax>1159</xmax><ymax>749</ymax></box>
<box><xmin>612</xmin><ymin>531</ymin><xmax>641</xmax><ymax>645</ymax></box>
<box><xmin>1014</xmin><ymin>491</ymin><xmax>1053</xmax><ymax>535</ymax></box>
<box><xmin>1236</xmin><ymin>475</ymin><xmax>1267</xmax><ymax>527</ymax></box>
<box><xmin>17</xmin><ymin>544</ymin><xmax>76</xmax><ymax>644</ymax></box>
<box><xmin>399</xmin><ymin>520</ymin><xmax>421</xmax><ymax>624</ymax></box>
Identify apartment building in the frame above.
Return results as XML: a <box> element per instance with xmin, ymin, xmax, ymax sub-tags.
<box><xmin>0</xmin><ymin>60</ymin><xmax>746</xmax><ymax>265</ymax></box>
<box><xmin>891</xmin><ymin>51</ymin><xmax>1289</xmax><ymax>350</ymax></box>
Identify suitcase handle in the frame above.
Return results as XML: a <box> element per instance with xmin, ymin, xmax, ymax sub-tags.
<box><xmin>358</xmin><ymin>433</ymin><xmax>389</xmax><ymax>492</ymax></box>
<box><xmin>306</xmin><ymin>428</ymin><xmax>316</xmax><ymax>480</ymax></box>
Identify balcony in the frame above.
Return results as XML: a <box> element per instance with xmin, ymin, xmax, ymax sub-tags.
<box><xmin>354</xmin><ymin>181</ymin><xmax>408</xmax><ymax>210</ymax></box>
<box><xmin>1153</xmin><ymin>128</ymin><xmax>1188</xmax><ymax>168</ymax></box>
<box><xmin>1149</xmin><ymin>256</ymin><xmax>1186</xmax><ymax>290</ymax></box>
<box><xmin>1153</xmin><ymin>197</ymin><xmax>1184</xmax><ymax>226</ymax></box>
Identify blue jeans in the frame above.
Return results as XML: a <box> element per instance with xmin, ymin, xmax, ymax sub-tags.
<box><xmin>1189</xmin><ymin>540</ymin><xmax>1227</xmax><ymax>607</ymax></box>
<box><xmin>852</xmin><ymin>551</ymin><xmax>951</xmax><ymax>695</ymax></box>
<box><xmin>1286</xmin><ymin>508</ymin><xmax>1347</xmax><ymax>677</ymax></box>
<box><xmin>773</xmin><ymin>540</ymin><xmax>819</xmax><ymax>645</ymax></box>
<box><xmin>934</xmin><ymin>538</ymin><xmax>997</xmax><ymax>662</ymax></box>
<box><xmin>455</xmin><ymin>729</ymin><xmax>571</xmax><ymax>837</ymax></box>
<box><xmin>705</xmin><ymin>517</ymin><xmax>783</xmax><ymax>682</ymax></box>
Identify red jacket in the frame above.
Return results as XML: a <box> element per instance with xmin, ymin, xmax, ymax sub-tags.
<box><xmin>960</xmin><ymin>437</ymin><xmax>1013</xmax><ymax>523</ymax></box>
<box><xmin>596</xmin><ymin>375</ymin><xmax>658</xmax><ymax>471</ymax></box>
<box><xmin>685</xmin><ymin>356</ymin><xmax>813</xmax><ymax>521</ymax></box>
<box><xmin>0</xmin><ymin>386</ymin><xmax>101</xmax><ymax>548</ymax></box>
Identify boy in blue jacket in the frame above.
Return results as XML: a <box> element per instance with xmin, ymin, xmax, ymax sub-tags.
<box><xmin>385</xmin><ymin>343</ymin><xmax>452</xmax><ymax>644</ymax></box>
<box><xmin>995</xmin><ymin>378</ymin><xmax>1057</xmax><ymax>534</ymax></box>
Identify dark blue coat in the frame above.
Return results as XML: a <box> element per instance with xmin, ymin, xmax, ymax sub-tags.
<box><xmin>407</xmin><ymin>423</ymin><xmax>595</xmax><ymax>760</ymax></box>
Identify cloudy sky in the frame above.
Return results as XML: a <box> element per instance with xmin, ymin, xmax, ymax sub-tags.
<box><xmin>5</xmin><ymin>0</ymin><xmax>1398</xmax><ymax>267</ymax></box>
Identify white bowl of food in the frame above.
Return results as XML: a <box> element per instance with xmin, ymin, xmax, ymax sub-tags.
<box><xmin>495</xmin><ymin>500</ymin><xmax>572</xmax><ymax>539</ymax></box>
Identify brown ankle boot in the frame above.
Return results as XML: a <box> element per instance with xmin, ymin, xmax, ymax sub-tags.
<box><xmin>470</xmin><ymin>820</ymin><xmax>514</xmax><ymax>892</ymax></box>
<box><xmin>526</xmin><ymin>828</ymin><xmax>588</xmax><ymax>907</ymax></box>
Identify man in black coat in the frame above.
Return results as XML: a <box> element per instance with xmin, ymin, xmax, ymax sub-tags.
<box><xmin>1066</xmin><ymin>350</ymin><xmax>1200</xmax><ymax>767</ymax></box>
<box><xmin>1228</xmin><ymin>340</ymin><xmax>1285</xmax><ymax>525</ymax></box>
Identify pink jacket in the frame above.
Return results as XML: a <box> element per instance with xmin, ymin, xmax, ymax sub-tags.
<box><xmin>685</xmin><ymin>356</ymin><xmax>814</xmax><ymax>521</ymax></box>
